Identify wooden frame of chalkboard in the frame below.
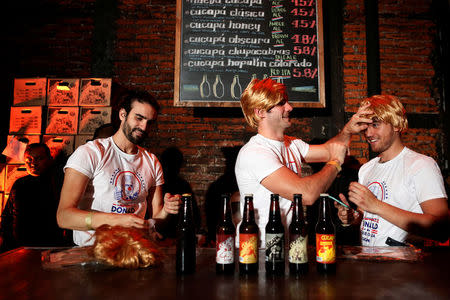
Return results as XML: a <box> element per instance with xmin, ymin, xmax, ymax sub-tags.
<box><xmin>174</xmin><ymin>0</ymin><xmax>325</xmax><ymax>108</ymax></box>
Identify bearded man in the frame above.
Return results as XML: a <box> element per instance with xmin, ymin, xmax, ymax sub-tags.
<box><xmin>57</xmin><ymin>91</ymin><xmax>180</xmax><ymax>246</ymax></box>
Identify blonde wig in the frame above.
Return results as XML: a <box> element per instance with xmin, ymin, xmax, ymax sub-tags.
<box><xmin>240</xmin><ymin>78</ymin><xmax>288</xmax><ymax>128</ymax></box>
<box><xmin>361</xmin><ymin>95</ymin><xmax>408</xmax><ymax>133</ymax></box>
<box><xmin>91</xmin><ymin>225</ymin><xmax>161</xmax><ymax>269</ymax></box>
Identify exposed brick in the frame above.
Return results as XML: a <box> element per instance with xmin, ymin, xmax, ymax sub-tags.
<box><xmin>1</xmin><ymin>0</ymin><xmax>445</xmax><ymax>234</ymax></box>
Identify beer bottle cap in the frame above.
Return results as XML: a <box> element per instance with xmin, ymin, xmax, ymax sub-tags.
<box><xmin>244</xmin><ymin>193</ymin><xmax>253</xmax><ymax>197</ymax></box>
<box><xmin>320</xmin><ymin>193</ymin><xmax>329</xmax><ymax>197</ymax></box>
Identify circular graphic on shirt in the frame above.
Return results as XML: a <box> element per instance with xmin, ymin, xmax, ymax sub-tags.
<box><xmin>367</xmin><ymin>181</ymin><xmax>387</xmax><ymax>202</ymax></box>
<box><xmin>113</xmin><ymin>171</ymin><xmax>142</xmax><ymax>204</ymax></box>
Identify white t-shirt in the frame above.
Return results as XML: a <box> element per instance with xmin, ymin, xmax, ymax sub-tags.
<box><xmin>235</xmin><ymin>134</ymin><xmax>309</xmax><ymax>247</ymax></box>
<box><xmin>65</xmin><ymin>137</ymin><xmax>164</xmax><ymax>246</ymax></box>
<box><xmin>359</xmin><ymin>147</ymin><xmax>447</xmax><ymax>246</ymax></box>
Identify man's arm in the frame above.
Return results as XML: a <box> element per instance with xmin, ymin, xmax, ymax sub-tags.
<box><xmin>348</xmin><ymin>182</ymin><xmax>449</xmax><ymax>241</ymax></box>
<box><xmin>150</xmin><ymin>186</ymin><xmax>180</xmax><ymax>220</ymax></box>
<box><xmin>260</xmin><ymin>135</ymin><xmax>348</xmax><ymax>205</ymax></box>
<box><xmin>305</xmin><ymin>103</ymin><xmax>373</xmax><ymax>164</ymax></box>
<box><xmin>57</xmin><ymin>168</ymin><xmax>148</xmax><ymax>231</ymax></box>
<box><xmin>261</xmin><ymin>162</ymin><xmax>341</xmax><ymax>205</ymax></box>
<box><xmin>330</xmin><ymin>102</ymin><xmax>373</xmax><ymax>145</ymax></box>
<box><xmin>246</xmin><ymin>104</ymin><xmax>372</xmax><ymax>206</ymax></box>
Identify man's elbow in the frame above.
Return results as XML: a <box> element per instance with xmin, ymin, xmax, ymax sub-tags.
<box><xmin>56</xmin><ymin>209</ymin><xmax>67</xmax><ymax>229</ymax></box>
<box><xmin>292</xmin><ymin>184</ymin><xmax>321</xmax><ymax>205</ymax></box>
<box><xmin>408</xmin><ymin>215</ymin><xmax>450</xmax><ymax>242</ymax></box>
<box><xmin>301</xmin><ymin>192</ymin><xmax>320</xmax><ymax>206</ymax></box>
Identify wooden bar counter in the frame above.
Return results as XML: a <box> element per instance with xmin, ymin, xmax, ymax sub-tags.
<box><xmin>1</xmin><ymin>246</ymin><xmax>449</xmax><ymax>300</ymax></box>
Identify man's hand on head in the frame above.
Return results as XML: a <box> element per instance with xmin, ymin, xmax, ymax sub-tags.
<box><xmin>343</xmin><ymin>103</ymin><xmax>373</xmax><ymax>135</ymax></box>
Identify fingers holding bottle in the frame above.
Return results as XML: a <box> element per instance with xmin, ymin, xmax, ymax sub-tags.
<box><xmin>163</xmin><ymin>193</ymin><xmax>182</xmax><ymax>214</ymax></box>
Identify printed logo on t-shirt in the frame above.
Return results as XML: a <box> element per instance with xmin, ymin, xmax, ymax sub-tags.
<box><xmin>367</xmin><ymin>181</ymin><xmax>388</xmax><ymax>203</ymax></box>
<box><xmin>361</xmin><ymin>180</ymin><xmax>388</xmax><ymax>244</ymax></box>
<box><xmin>110</xmin><ymin>169</ymin><xmax>147</xmax><ymax>214</ymax></box>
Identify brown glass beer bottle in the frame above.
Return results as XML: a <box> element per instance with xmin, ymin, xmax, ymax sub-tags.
<box><xmin>216</xmin><ymin>193</ymin><xmax>236</xmax><ymax>274</ymax></box>
<box><xmin>239</xmin><ymin>194</ymin><xmax>259</xmax><ymax>275</ymax></box>
<box><xmin>289</xmin><ymin>194</ymin><xmax>309</xmax><ymax>275</ymax></box>
<box><xmin>176</xmin><ymin>193</ymin><xmax>196</xmax><ymax>274</ymax></box>
<box><xmin>315</xmin><ymin>193</ymin><xmax>336</xmax><ymax>274</ymax></box>
<box><xmin>265</xmin><ymin>194</ymin><xmax>285</xmax><ymax>275</ymax></box>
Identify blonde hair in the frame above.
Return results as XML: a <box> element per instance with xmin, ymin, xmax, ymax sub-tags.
<box><xmin>361</xmin><ymin>95</ymin><xmax>408</xmax><ymax>132</ymax></box>
<box><xmin>91</xmin><ymin>225</ymin><xmax>161</xmax><ymax>269</ymax></box>
<box><xmin>240</xmin><ymin>78</ymin><xmax>287</xmax><ymax>128</ymax></box>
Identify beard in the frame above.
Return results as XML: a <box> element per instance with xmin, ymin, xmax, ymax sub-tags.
<box><xmin>122</xmin><ymin>121</ymin><xmax>147</xmax><ymax>145</ymax></box>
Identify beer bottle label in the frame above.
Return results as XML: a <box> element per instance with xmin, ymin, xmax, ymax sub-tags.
<box><xmin>315</xmin><ymin>234</ymin><xmax>335</xmax><ymax>263</ymax></box>
<box><xmin>239</xmin><ymin>234</ymin><xmax>258</xmax><ymax>264</ymax></box>
<box><xmin>265</xmin><ymin>233</ymin><xmax>284</xmax><ymax>262</ymax></box>
<box><xmin>288</xmin><ymin>234</ymin><xmax>308</xmax><ymax>264</ymax></box>
<box><xmin>216</xmin><ymin>234</ymin><xmax>235</xmax><ymax>264</ymax></box>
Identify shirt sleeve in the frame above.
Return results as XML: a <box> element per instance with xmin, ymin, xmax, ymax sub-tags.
<box><xmin>293</xmin><ymin>138</ymin><xmax>310</xmax><ymax>159</ymax></box>
<box><xmin>64</xmin><ymin>143</ymin><xmax>99</xmax><ymax>179</ymax></box>
<box><xmin>154</xmin><ymin>157</ymin><xmax>164</xmax><ymax>187</ymax></box>
<box><xmin>238</xmin><ymin>145</ymin><xmax>284</xmax><ymax>183</ymax></box>
<box><xmin>358</xmin><ymin>164</ymin><xmax>368</xmax><ymax>185</ymax></box>
<box><xmin>411</xmin><ymin>158</ymin><xmax>447</xmax><ymax>203</ymax></box>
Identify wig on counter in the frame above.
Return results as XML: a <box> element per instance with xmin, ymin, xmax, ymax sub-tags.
<box><xmin>91</xmin><ymin>225</ymin><xmax>161</xmax><ymax>269</ymax></box>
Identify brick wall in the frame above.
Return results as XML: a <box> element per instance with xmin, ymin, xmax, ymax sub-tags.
<box><xmin>343</xmin><ymin>0</ymin><xmax>444</xmax><ymax>164</ymax></box>
<box><xmin>1</xmin><ymin>0</ymin><xmax>446</xmax><ymax>231</ymax></box>
<box><xmin>343</xmin><ymin>0</ymin><xmax>369</xmax><ymax>161</ymax></box>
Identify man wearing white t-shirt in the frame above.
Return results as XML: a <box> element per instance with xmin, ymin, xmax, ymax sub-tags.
<box><xmin>336</xmin><ymin>95</ymin><xmax>448</xmax><ymax>246</ymax></box>
<box><xmin>57</xmin><ymin>91</ymin><xmax>181</xmax><ymax>246</ymax></box>
<box><xmin>235</xmin><ymin>78</ymin><xmax>373</xmax><ymax>246</ymax></box>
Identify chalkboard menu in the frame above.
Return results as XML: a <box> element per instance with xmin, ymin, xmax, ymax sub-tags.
<box><xmin>174</xmin><ymin>0</ymin><xmax>325</xmax><ymax>107</ymax></box>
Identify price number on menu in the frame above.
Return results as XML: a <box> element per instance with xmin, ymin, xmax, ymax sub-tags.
<box><xmin>292</xmin><ymin>19</ymin><xmax>316</xmax><ymax>29</ymax></box>
<box><xmin>293</xmin><ymin>46</ymin><xmax>316</xmax><ymax>56</ymax></box>
<box><xmin>293</xmin><ymin>68</ymin><xmax>318</xmax><ymax>78</ymax></box>
<box><xmin>291</xmin><ymin>0</ymin><xmax>315</xmax><ymax>7</ymax></box>
<box><xmin>291</xmin><ymin>34</ymin><xmax>317</xmax><ymax>45</ymax></box>
<box><xmin>290</xmin><ymin>7</ymin><xmax>315</xmax><ymax>16</ymax></box>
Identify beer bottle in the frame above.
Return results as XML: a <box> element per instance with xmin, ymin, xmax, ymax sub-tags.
<box><xmin>239</xmin><ymin>194</ymin><xmax>259</xmax><ymax>275</ymax></box>
<box><xmin>289</xmin><ymin>194</ymin><xmax>309</xmax><ymax>275</ymax></box>
<box><xmin>216</xmin><ymin>193</ymin><xmax>236</xmax><ymax>274</ymax></box>
<box><xmin>265</xmin><ymin>194</ymin><xmax>285</xmax><ymax>275</ymax></box>
<box><xmin>315</xmin><ymin>193</ymin><xmax>336</xmax><ymax>274</ymax></box>
<box><xmin>176</xmin><ymin>193</ymin><xmax>196</xmax><ymax>274</ymax></box>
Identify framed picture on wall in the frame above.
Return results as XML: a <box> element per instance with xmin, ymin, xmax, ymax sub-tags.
<box><xmin>174</xmin><ymin>0</ymin><xmax>325</xmax><ymax>107</ymax></box>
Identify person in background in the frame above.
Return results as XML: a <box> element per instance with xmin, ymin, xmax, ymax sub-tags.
<box><xmin>93</xmin><ymin>122</ymin><xmax>117</xmax><ymax>140</ymax></box>
<box><xmin>159</xmin><ymin>146</ymin><xmax>199</xmax><ymax>239</ymax></box>
<box><xmin>235</xmin><ymin>78</ymin><xmax>372</xmax><ymax>245</ymax></box>
<box><xmin>0</xmin><ymin>143</ymin><xmax>70</xmax><ymax>252</ymax></box>
<box><xmin>336</xmin><ymin>95</ymin><xmax>449</xmax><ymax>246</ymax></box>
<box><xmin>57</xmin><ymin>90</ymin><xmax>181</xmax><ymax>246</ymax></box>
<box><xmin>205</xmin><ymin>146</ymin><xmax>241</xmax><ymax>244</ymax></box>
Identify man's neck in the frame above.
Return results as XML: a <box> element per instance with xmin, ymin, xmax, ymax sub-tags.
<box><xmin>112</xmin><ymin>131</ymin><xmax>138</xmax><ymax>154</ymax></box>
<box><xmin>378</xmin><ymin>139</ymin><xmax>404</xmax><ymax>163</ymax></box>
<box><xmin>257</xmin><ymin>125</ymin><xmax>285</xmax><ymax>142</ymax></box>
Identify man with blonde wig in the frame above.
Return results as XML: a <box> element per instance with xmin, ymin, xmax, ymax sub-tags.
<box><xmin>336</xmin><ymin>95</ymin><xmax>448</xmax><ymax>246</ymax></box>
<box><xmin>235</xmin><ymin>78</ymin><xmax>373</xmax><ymax>246</ymax></box>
